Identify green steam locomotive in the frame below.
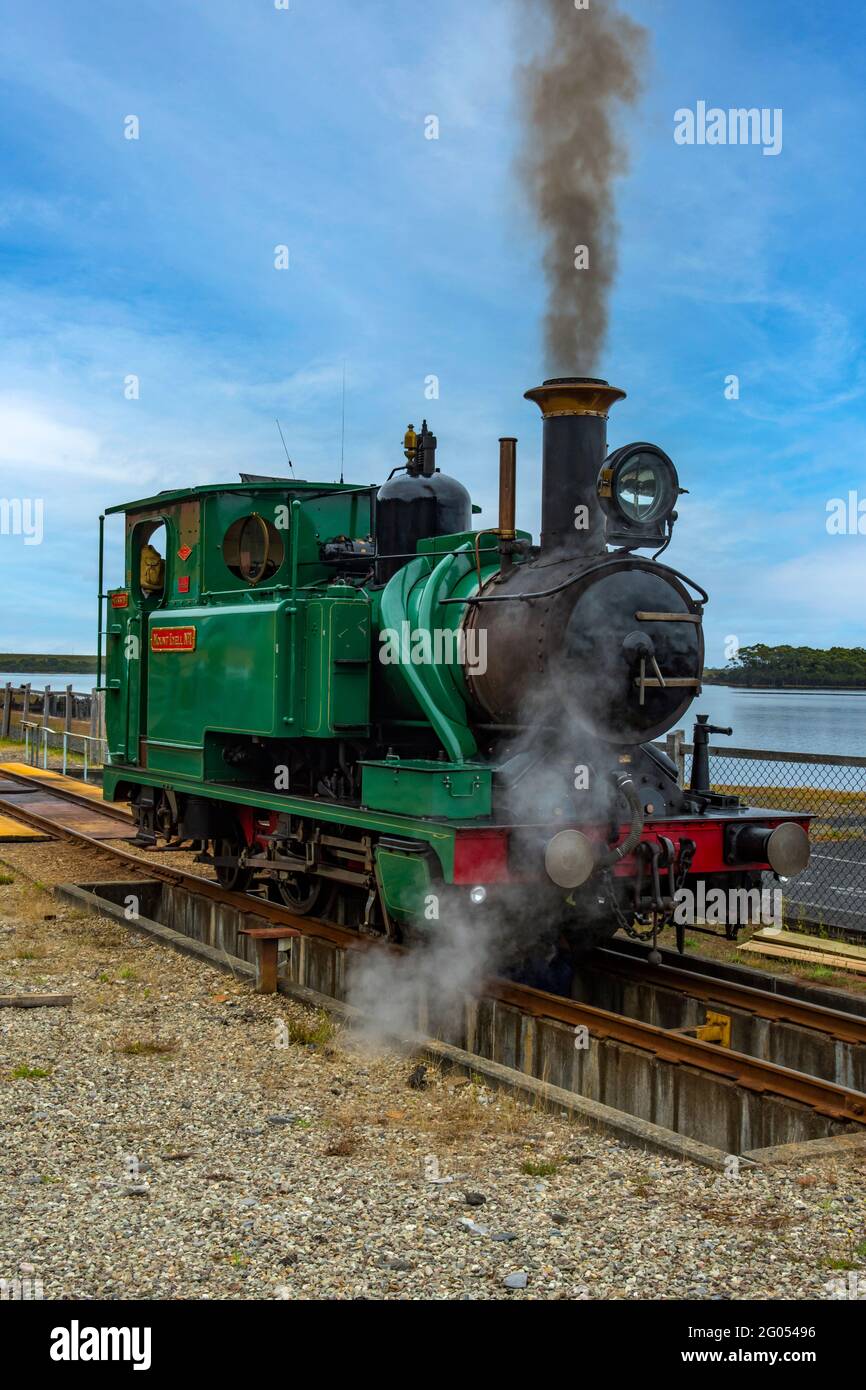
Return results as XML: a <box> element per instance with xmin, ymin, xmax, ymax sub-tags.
<box><xmin>98</xmin><ymin>377</ymin><xmax>809</xmax><ymax>962</ymax></box>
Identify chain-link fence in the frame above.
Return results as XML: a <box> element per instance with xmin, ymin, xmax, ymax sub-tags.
<box><xmin>663</xmin><ymin>733</ymin><xmax>866</xmax><ymax>935</ymax></box>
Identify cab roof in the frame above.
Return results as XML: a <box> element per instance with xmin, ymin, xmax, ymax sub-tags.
<box><xmin>104</xmin><ymin>478</ymin><xmax>371</xmax><ymax>516</ymax></box>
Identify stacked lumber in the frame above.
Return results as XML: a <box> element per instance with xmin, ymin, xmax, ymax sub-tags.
<box><xmin>742</xmin><ymin>928</ymin><xmax>866</xmax><ymax>975</ymax></box>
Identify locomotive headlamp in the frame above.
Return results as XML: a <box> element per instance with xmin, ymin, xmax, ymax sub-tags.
<box><xmin>469</xmin><ymin>885</ymin><xmax>487</xmax><ymax>905</ymax></box>
<box><xmin>598</xmin><ymin>443</ymin><xmax>683</xmax><ymax>547</ymax></box>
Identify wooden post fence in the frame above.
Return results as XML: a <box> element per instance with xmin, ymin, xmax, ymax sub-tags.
<box><xmin>665</xmin><ymin>728</ymin><xmax>686</xmax><ymax>787</ymax></box>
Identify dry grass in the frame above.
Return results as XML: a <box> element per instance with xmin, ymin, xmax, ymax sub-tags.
<box><xmin>1</xmin><ymin>941</ymin><xmax>50</xmax><ymax>961</ymax></box>
<box><xmin>432</xmin><ymin>1088</ymin><xmax>523</xmax><ymax>1143</ymax></box>
<box><xmin>300</xmin><ymin>1055</ymin><xmax>573</xmax><ymax>1166</ymax></box>
<box><xmin>114</xmin><ymin>1035</ymin><xmax>179</xmax><ymax>1057</ymax></box>
<box><xmin>713</xmin><ymin>783</ymin><xmax>865</xmax><ymax>842</ymax></box>
<box><xmin>694</xmin><ymin>1200</ymin><xmax>798</xmax><ymax>1232</ymax></box>
<box><xmin>714</xmin><ymin>782</ymin><xmax>866</xmax><ymax>815</ymax></box>
<box><xmin>386</xmin><ymin>1067</ymin><xmax>565</xmax><ymax>1150</ymax></box>
<box><xmin>283</xmin><ymin>1008</ymin><xmax>336</xmax><ymax>1048</ymax></box>
<box><xmin>323</xmin><ymin>1111</ymin><xmax>360</xmax><ymax>1157</ymax></box>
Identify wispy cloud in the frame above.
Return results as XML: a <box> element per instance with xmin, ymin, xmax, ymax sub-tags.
<box><xmin>1</xmin><ymin>0</ymin><xmax>865</xmax><ymax>658</ymax></box>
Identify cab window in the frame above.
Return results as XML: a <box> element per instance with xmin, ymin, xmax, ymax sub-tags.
<box><xmin>132</xmin><ymin>519</ymin><xmax>167</xmax><ymax>602</ymax></box>
<box><xmin>222</xmin><ymin>513</ymin><xmax>284</xmax><ymax>585</ymax></box>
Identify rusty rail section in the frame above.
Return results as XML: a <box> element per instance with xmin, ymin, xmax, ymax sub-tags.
<box><xmin>594</xmin><ymin>946</ymin><xmax>866</xmax><ymax>1047</ymax></box>
<box><xmin>491</xmin><ymin>980</ymin><xmax>865</xmax><ymax>1124</ymax></box>
<box><xmin>2</xmin><ymin>785</ymin><xmax>866</xmax><ymax>1126</ymax></box>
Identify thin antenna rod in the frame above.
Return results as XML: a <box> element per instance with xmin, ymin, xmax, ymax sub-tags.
<box><xmin>340</xmin><ymin>360</ymin><xmax>346</xmax><ymax>484</ymax></box>
<box><xmin>275</xmin><ymin>418</ymin><xmax>294</xmax><ymax>474</ymax></box>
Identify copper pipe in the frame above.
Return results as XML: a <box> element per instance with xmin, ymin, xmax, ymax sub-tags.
<box><xmin>498</xmin><ymin>437</ymin><xmax>517</xmax><ymax>538</ymax></box>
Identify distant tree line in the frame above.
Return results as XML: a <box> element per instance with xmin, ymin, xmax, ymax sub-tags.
<box><xmin>0</xmin><ymin>654</ymin><xmax>98</xmax><ymax>674</ymax></box>
<box><xmin>704</xmin><ymin>644</ymin><xmax>866</xmax><ymax>689</ymax></box>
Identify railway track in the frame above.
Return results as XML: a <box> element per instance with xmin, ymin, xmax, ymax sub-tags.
<box><xmin>2</xmin><ymin>764</ymin><xmax>866</xmax><ymax>1127</ymax></box>
<box><xmin>593</xmin><ymin>945</ymin><xmax>866</xmax><ymax>1046</ymax></box>
<box><xmin>0</xmin><ymin>764</ymin><xmax>134</xmax><ymax>837</ymax></box>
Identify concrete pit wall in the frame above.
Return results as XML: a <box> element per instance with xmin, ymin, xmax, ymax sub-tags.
<box><xmin>58</xmin><ymin>878</ymin><xmax>864</xmax><ymax>1159</ymax></box>
<box><xmin>571</xmin><ymin>969</ymin><xmax>866</xmax><ymax>1094</ymax></box>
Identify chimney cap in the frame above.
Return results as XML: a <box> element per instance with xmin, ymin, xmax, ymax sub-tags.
<box><xmin>542</xmin><ymin>376</ymin><xmax>609</xmax><ymax>386</ymax></box>
<box><xmin>525</xmin><ymin>378</ymin><xmax>626</xmax><ymax>419</ymax></box>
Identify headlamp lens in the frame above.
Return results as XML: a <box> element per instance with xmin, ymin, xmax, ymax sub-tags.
<box><xmin>617</xmin><ymin>456</ymin><xmax>665</xmax><ymax>522</ymax></box>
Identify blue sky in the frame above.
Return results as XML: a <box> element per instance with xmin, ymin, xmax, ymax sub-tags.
<box><xmin>0</xmin><ymin>0</ymin><xmax>864</xmax><ymax>662</ymax></box>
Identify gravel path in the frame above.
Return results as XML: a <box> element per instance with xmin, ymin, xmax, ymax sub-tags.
<box><xmin>0</xmin><ymin>837</ymin><xmax>865</xmax><ymax>1301</ymax></box>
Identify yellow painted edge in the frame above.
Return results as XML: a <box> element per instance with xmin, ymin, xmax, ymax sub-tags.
<box><xmin>1</xmin><ymin>764</ymin><xmax>107</xmax><ymax>800</ymax></box>
<box><xmin>0</xmin><ymin>816</ymin><xmax>47</xmax><ymax>840</ymax></box>
<box><xmin>3</xmin><ymin>762</ymin><xmax>66</xmax><ymax>779</ymax></box>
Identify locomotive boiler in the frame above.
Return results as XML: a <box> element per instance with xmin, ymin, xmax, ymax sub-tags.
<box><xmin>99</xmin><ymin>375</ymin><xmax>810</xmax><ymax>966</ymax></box>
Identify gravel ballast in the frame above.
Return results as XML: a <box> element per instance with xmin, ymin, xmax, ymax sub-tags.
<box><xmin>0</xmin><ymin>837</ymin><xmax>864</xmax><ymax>1301</ymax></box>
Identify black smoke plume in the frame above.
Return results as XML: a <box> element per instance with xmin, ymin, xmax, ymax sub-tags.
<box><xmin>516</xmin><ymin>0</ymin><xmax>648</xmax><ymax>374</ymax></box>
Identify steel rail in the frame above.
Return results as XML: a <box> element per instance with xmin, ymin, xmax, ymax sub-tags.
<box><xmin>594</xmin><ymin>946</ymin><xmax>866</xmax><ymax>1047</ymax></box>
<box><xmin>0</xmin><ymin>793</ymin><xmax>359</xmax><ymax>949</ymax></box>
<box><xmin>489</xmin><ymin>979</ymin><xmax>866</xmax><ymax>1124</ymax></box>
<box><xmin>0</xmin><ymin>766</ymin><xmax>133</xmax><ymax>824</ymax></box>
<box><xmin>1</xmin><ymin>790</ymin><xmax>865</xmax><ymax>1125</ymax></box>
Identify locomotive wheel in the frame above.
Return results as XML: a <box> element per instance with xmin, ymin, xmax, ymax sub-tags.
<box><xmin>270</xmin><ymin>873</ymin><xmax>322</xmax><ymax>915</ymax></box>
<box><xmin>213</xmin><ymin>838</ymin><xmax>251</xmax><ymax>893</ymax></box>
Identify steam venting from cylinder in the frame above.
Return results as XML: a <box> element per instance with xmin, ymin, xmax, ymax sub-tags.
<box><xmin>515</xmin><ymin>0</ymin><xmax>647</xmax><ymax>374</ymax></box>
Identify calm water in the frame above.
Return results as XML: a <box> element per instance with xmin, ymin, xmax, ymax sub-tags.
<box><xmin>695</xmin><ymin>686</ymin><xmax>866</xmax><ymax>759</ymax></box>
<box><xmin>1</xmin><ymin>672</ymin><xmax>96</xmax><ymax>692</ymax></box>
<box><xmin>3</xmin><ymin>673</ymin><xmax>864</xmax><ymax>760</ymax></box>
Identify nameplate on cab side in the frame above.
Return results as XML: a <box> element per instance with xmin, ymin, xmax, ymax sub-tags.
<box><xmin>151</xmin><ymin>626</ymin><xmax>196</xmax><ymax>652</ymax></box>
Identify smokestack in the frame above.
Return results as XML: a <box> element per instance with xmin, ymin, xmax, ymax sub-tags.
<box><xmin>524</xmin><ymin>376</ymin><xmax>625</xmax><ymax>558</ymax></box>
